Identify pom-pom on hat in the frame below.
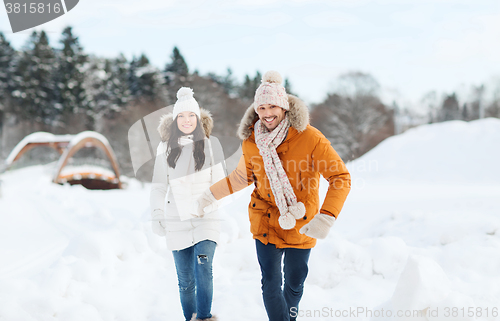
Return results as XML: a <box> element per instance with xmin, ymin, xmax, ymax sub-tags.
<box><xmin>253</xmin><ymin>70</ymin><xmax>289</xmax><ymax>112</ymax></box>
<box><xmin>172</xmin><ymin>87</ymin><xmax>201</xmax><ymax>119</ymax></box>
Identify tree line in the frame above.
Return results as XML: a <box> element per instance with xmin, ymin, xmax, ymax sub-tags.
<box><xmin>1</xmin><ymin>27</ymin><xmax>498</xmax><ymax>178</ymax></box>
<box><xmin>421</xmin><ymin>85</ymin><xmax>499</xmax><ymax>124</ymax></box>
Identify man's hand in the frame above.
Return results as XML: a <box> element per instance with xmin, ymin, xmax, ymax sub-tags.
<box><xmin>152</xmin><ymin>210</ymin><xmax>166</xmax><ymax>236</ymax></box>
<box><xmin>299</xmin><ymin>213</ymin><xmax>335</xmax><ymax>239</ymax></box>
<box><xmin>197</xmin><ymin>189</ymin><xmax>218</xmax><ymax>217</ymax></box>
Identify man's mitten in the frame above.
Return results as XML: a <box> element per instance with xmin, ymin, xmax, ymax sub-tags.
<box><xmin>299</xmin><ymin>213</ymin><xmax>335</xmax><ymax>239</ymax></box>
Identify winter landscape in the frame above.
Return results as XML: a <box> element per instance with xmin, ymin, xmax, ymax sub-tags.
<box><xmin>1</xmin><ymin>0</ymin><xmax>500</xmax><ymax>320</ymax></box>
<box><xmin>1</xmin><ymin>117</ymin><xmax>499</xmax><ymax>321</ymax></box>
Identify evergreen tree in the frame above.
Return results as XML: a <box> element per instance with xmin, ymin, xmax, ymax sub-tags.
<box><xmin>0</xmin><ymin>32</ymin><xmax>17</xmax><ymax>110</ymax></box>
<box><xmin>13</xmin><ymin>31</ymin><xmax>57</xmax><ymax>122</ymax></box>
<box><xmin>164</xmin><ymin>46</ymin><xmax>188</xmax><ymax>85</ymax></box>
<box><xmin>84</xmin><ymin>55</ymin><xmax>130</xmax><ymax>120</ymax></box>
<box><xmin>206</xmin><ymin>67</ymin><xmax>236</xmax><ymax>96</ymax></box>
<box><xmin>105</xmin><ymin>55</ymin><xmax>131</xmax><ymax>113</ymax></box>
<box><xmin>238</xmin><ymin>74</ymin><xmax>253</xmax><ymax>99</ymax></box>
<box><xmin>129</xmin><ymin>53</ymin><xmax>162</xmax><ymax>102</ymax></box>
<box><xmin>11</xmin><ymin>31</ymin><xmax>37</xmax><ymax>119</ymax></box>
<box><xmin>111</xmin><ymin>55</ymin><xmax>131</xmax><ymax>109</ymax></box>
<box><xmin>55</xmin><ymin>26</ymin><xmax>88</xmax><ymax>114</ymax></box>
<box><xmin>284</xmin><ymin>77</ymin><xmax>294</xmax><ymax>96</ymax></box>
<box><xmin>462</xmin><ymin>103</ymin><xmax>469</xmax><ymax>121</ymax></box>
<box><xmin>221</xmin><ymin>67</ymin><xmax>236</xmax><ymax>95</ymax></box>
<box><xmin>253</xmin><ymin>71</ymin><xmax>262</xmax><ymax>93</ymax></box>
<box><xmin>83</xmin><ymin>56</ymin><xmax>107</xmax><ymax>117</ymax></box>
<box><xmin>238</xmin><ymin>71</ymin><xmax>262</xmax><ymax>100</ymax></box>
<box><xmin>128</xmin><ymin>55</ymin><xmax>140</xmax><ymax>98</ymax></box>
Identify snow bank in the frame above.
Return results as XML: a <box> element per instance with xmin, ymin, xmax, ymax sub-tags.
<box><xmin>348</xmin><ymin>118</ymin><xmax>500</xmax><ymax>184</ymax></box>
<box><xmin>391</xmin><ymin>255</ymin><xmax>451</xmax><ymax>311</ymax></box>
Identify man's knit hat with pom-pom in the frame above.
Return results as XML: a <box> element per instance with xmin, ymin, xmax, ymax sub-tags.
<box><xmin>172</xmin><ymin>87</ymin><xmax>201</xmax><ymax>119</ymax></box>
<box><xmin>253</xmin><ymin>71</ymin><xmax>290</xmax><ymax>112</ymax></box>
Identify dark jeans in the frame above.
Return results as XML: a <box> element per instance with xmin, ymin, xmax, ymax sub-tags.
<box><xmin>256</xmin><ymin>240</ymin><xmax>311</xmax><ymax>321</ymax></box>
<box><xmin>172</xmin><ymin>240</ymin><xmax>216</xmax><ymax>321</ymax></box>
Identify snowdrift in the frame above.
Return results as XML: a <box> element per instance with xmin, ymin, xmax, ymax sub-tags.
<box><xmin>348</xmin><ymin>117</ymin><xmax>500</xmax><ymax>184</ymax></box>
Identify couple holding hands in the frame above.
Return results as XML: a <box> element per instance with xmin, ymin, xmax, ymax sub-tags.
<box><xmin>150</xmin><ymin>71</ymin><xmax>351</xmax><ymax>321</ymax></box>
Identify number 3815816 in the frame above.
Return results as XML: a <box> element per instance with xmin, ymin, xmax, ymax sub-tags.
<box><xmin>444</xmin><ymin>307</ymin><xmax>498</xmax><ymax>318</ymax></box>
<box><xmin>5</xmin><ymin>3</ymin><xmax>61</xmax><ymax>14</ymax></box>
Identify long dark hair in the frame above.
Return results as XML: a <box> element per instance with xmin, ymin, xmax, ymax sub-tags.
<box><xmin>167</xmin><ymin>115</ymin><xmax>206</xmax><ymax>171</ymax></box>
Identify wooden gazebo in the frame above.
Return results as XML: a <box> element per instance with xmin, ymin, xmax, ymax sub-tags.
<box><xmin>4</xmin><ymin>131</ymin><xmax>122</xmax><ymax>189</ymax></box>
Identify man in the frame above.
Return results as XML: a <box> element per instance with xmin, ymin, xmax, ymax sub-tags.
<box><xmin>198</xmin><ymin>71</ymin><xmax>351</xmax><ymax>321</ymax></box>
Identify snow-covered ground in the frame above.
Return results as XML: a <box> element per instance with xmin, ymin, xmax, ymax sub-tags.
<box><xmin>1</xmin><ymin>118</ymin><xmax>500</xmax><ymax>321</ymax></box>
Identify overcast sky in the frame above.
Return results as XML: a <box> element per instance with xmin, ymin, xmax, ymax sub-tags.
<box><xmin>2</xmin><ymin>0</ymin><xmax>500</xmax><ymax>112</ymax></box>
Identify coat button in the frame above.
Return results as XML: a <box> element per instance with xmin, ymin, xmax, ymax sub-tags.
<box><xmin>263</xmin><ymin>233</ymin><xmax>267</xmax><ymax>237</ymax></box>
<box><xmin>167</xmin><ymin>201</ymin><xmax>170</xmax><ymax>203</ymax></box>
<box><xmin>268</xmin><ymin>213</ymin><xmax>270</xmax><ymax>218</ymax></box>
<box><xmin>303</xmin><ymin>216</ymin><xmax>307</xmax><ymax>220</ymax></box>
<box><xmin>252</xmin><ymin>203</ymin><xmax>256</xmax><ymax>207</ymax></box>
<box><xmin>268</xmin><ymin>193</ymin><xmax>271</xmax><ymax>197</ymax></box>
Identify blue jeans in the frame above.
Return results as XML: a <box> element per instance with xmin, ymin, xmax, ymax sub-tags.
<box><xmin>256</xmin><ymin>240</ymin><xmax>311</xmax><ymax>321</ymax></box>
<box><xmin>172</xmin><ymin>240</ymin><xmax>216</xmax><ymax>321</ymax></box>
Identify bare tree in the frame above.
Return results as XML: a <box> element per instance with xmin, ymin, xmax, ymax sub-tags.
<box><xmin>486</xmin><ymin>81</ymin><xmax>500</xmax><ymax>118</ymax></box>
<box><xmin>311</xmin><ymin>72</ymin><xmax>394</xmax><ymax>161</ymax></box>
<box><xmin>439</xmin><ymin>93</ymin><xmax>460</xmax><ymax>122</ymax></box>
<box><xmin>473</xmin><ymin>85</ymin><xmax>486</xmax><ymax>120</ymax></box>
<box><xmin>420</xmin><ymin>91</ymin><xmax>439</xmax><ymax>123</ymax></box>
<box><xmin>460</xmin><ymin>84</ymin><xmax>486</xmax><ymax>121</ymax></box>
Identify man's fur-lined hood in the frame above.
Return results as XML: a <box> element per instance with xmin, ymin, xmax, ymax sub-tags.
<box><xmin>237</xmin><ymin>94</ymin><xmax>310</xmax><ymax>140</ymax></box>
<box><xmin>157</xmin><ymin>108</ymin><xmax>214</xmax><ymax>142</ymax></box>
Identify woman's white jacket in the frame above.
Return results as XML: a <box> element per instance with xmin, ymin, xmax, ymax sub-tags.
<box><xmin>150</xmin><ymin>109</ymin><xmax>226</xmax><ymax>251</ymax></box>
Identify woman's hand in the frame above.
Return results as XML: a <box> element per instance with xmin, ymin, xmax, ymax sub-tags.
<box><xmin>197</xmin><ymin>189</ymin><xmax>218</xmax><ymax>217</ymax></box>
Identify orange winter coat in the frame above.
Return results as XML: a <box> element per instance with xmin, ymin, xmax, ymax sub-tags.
<box><xmin>210</xmin><ymin>95</ymin><xmax>351</xmax><ymax>249</ymax></box>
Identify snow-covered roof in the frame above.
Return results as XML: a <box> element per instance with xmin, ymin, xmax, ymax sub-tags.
<box><xmin>52</xmin><ymin>131</ymin><xmax>122</xmax><ymax>188</ymax></box>
<box><xmin>66</xmin><ymin>131</ymin><xmax>113</xmax><ymax>151</ymax></box>
<box><xmin>5</xmin><ymin>132</ymin><xmax>75</xmax><ymax>166</ymax></box>
<box><xmin>53</xmin><ymin>131</ymin><xmax>117</xmax><ymax>175</ymax></box>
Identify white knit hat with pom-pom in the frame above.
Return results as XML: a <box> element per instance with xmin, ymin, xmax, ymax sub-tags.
<box><xmin>172</xmin><ymin>87</ymin><xmax>201</xmax><ymax>119</ymax></box>
<box><xmin>254</xmin><ymin>70</ymin><xmax>289</xmax><ymax>112</ymax></box>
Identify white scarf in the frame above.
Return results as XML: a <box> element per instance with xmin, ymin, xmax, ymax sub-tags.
<box><xmin>178</xmin><ymin>134</ymin><xmax>194</xmax><ymax>146</ymax></box>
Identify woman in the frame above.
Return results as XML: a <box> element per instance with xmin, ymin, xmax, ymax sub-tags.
<box><xmin>150</xmin><ymin>87</ymin><xmax>225</xmax><ymax>321</ymax></box>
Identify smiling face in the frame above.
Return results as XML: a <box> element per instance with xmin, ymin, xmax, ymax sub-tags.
<box><xmin>176</xmin><ymin>111</ymin><xmax>198</xmax><ymax>134</ymax></box>
<box><xmin>256</xmin><ymin>104</ymin><xmax>287</xmax><ymax>131</ymax></box>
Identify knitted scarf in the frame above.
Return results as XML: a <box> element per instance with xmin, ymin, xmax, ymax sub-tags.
<box><xmin>254</xmin><ymin>114</ymin><xmax>306</xmax><ymax>230</ymax></box>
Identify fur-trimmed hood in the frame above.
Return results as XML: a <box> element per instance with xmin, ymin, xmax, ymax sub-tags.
<box><xmin>157</xmin><ymin>108</ymin><xmax>214</xmax><ymax>142</ymax></box>
<box><xmin>237</xmin><ymin>94</ymin><xmax>310</xmax><ymax>140</ymax></box>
